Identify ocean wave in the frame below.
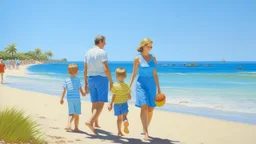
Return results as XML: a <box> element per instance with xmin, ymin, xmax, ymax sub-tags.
<box><xmin>6</xmin><ymin>75</ymin><xmax>63</xmax><ymax>81</ymax></box>
<box><xmin>165</xmin><ymin>99</ymin><xmax>256</xmax><ymax>114</ymax></box>
<box><xmin>205</xmin><ymin>81</ymin><xmax>256</xmax><ymax>85</ymax></box>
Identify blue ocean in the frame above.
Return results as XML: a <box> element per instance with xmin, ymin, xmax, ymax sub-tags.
<box><xmin>4</xmin><ymin>61</ymin><xmax>256</xmax><ymax>125</ymax></box>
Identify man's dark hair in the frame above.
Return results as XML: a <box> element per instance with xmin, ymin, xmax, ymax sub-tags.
<box><xmin>94</xmin><ymin>35</ymin><xmax>106</xmax><ymax>45</ymax></box>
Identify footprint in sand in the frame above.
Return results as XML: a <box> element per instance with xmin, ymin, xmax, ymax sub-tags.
<box><xmin>48</xmin><ymin>135</ymin><xmax>65</xmax><ymax>140</ymax></box>
<box><xmin>49</xmin><ymin>127</ymin><xmax>60</xmax><ymax>130</ymax></box>
<box><xmin>39</xmin><ymin>116</ymin><xmax>46</xmax><ymax>119</ymax></box>
<box><xmin>55</xmin><ymin>140</ymin><xmax>66</xmax><ymax>144</ymax></box>
<box><xmin>75</xmin><ymin>139</ymin><xmax>81</xmax><ymax>141</ymax></box>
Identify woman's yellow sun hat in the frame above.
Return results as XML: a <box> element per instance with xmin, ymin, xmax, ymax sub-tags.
<box><xmin>137</xmin><ymin>38</ymin><xmax>153</xmax><ymax>51</ymax></box>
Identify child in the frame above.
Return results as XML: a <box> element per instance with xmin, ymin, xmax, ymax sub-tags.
<box><xmin>108</xmin><ymin>68</ymin><xmax>131</xmax><ymax>136</ymax></box>
<box><xmin>60</xmin><ymin>64</ymin><xmax>86</xmax><ymax>132</ymax></box>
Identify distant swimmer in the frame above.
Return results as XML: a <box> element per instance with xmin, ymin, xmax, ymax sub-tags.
<box><xmin>237</xmin><ymin>65</ymin><xmax>243</xmax><ymax>70</ymax></box>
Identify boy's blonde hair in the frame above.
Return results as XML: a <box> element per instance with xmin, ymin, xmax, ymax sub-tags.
<box><xmin>116</xmin><ymin>68</ymin><xmax>126</xmax><ymax>78</ymax></box>
<box><xmin>68</xmin><ymin>64</ymin><xmax>78</xmax><ymax>74</ymax></box>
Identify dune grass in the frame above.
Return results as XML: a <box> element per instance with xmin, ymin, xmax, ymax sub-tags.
<box><xmin>0</xmin><ymin>107</ymin><xmax>46</xmax><ymax>144</ymax></box>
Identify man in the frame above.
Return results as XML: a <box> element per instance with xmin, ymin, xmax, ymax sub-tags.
<box><xmin>84</xmin><ymin>35</ymin><xmax>113</xmax><ymax>135</ymax></box>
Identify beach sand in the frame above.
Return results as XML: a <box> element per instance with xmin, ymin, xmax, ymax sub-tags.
<box><xmin>0</xmin><ymin>65</ymin><xmax>256</xmax><ymax>144</ymax></box>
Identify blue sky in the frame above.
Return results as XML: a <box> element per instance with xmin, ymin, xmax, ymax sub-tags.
<box><xmin>1</xmin><ymin>0</ymin><xmax>255</xmax><ymax>61</ymax></box>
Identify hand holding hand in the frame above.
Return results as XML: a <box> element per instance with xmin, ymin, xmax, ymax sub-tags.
<box><xmin>85</xmin><ymin>85</ymin><xmax>89</xmax><ymax>94</ymax></box>
<box><xmin>82</xmin><ymin>92</ymin><xmax>86</xmax><ymax>97</ymax></box>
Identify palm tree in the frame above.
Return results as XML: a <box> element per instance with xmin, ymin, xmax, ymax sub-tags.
<box><xmin>39</xmin><ymin>54</ymin><xmax>47</xmax><ymax>61</ymax></box>
<box><xmin>44</xmin><ymin>51</ymin><xmax>53</xmax><ymax>60</ymax></box>
<box><xmin>34</xmin><ymin>48</ymin><xmax>42</xmax><ymax>60</ymax></box>
<box><xmin>5</xmin><ymin>43</ymin><xmax>17</xmax><ymax>58</ymax></box>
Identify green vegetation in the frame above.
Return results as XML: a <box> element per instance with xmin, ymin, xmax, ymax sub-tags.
<box><xmin>0</xmin><ymin>107</ymin><xmax>46</xmax><ymax>144</ymax></box>
<box><xmin>0</xmin><ymin>42</ymin><xmax>67</xmax><ymax>61</ymax></box>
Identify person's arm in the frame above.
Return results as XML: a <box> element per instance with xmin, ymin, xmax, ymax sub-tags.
<box><xmin>108</xmin><ymin>94</ymin><xmax>115</xmax><ymax>111</ymax></box>
<box><xmin>80</xmin><ymin>87</ymin><xmax>86</xmax><ymax>96</ymax></box>
<box><xmin>60</xmin><ymin>88</ymin><xmax>66</xmax><ymax>104</ymax></box>
<box><xmin>153</xmin><ymin>56</ymin><xmax>161</xmax><ymax>94</ymax></box>
<box><xmin>103</xmin><ymin>61</ymin><xmax>113</xmax><ymax>84</ymax></box>
<box><xmin>127</xmin><ymin>93</ymin><xmax>131</xmax><ymax>100</ymax></box>
<box><xmin>129</xmin><ymin>57</ymin><xmax>139</xmax><ymax>87</ymax></box>
<box><xmin>126</xmin><ymin>84</ymin><xmax>132</xmax><ymax>100</ymax></box>
<box><xmin>101</xmin><ymin>51</ymin><xmax>113</xmax><ymax>88</ymax></box>
<box><xmin>84</xmin><ymin>62</ymin><xmax>89</xmax><ymax>93</ymax></box>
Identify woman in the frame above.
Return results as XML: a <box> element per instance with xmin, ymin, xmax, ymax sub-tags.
<box><xmin>129</xmin><ymin>38</ymin><xmax>161</xmax><ymax>141</ymax></box>
<box><xmin>0</xmin><ymin>59</ymin><xmax>6</xmax><ymax>84</ymax></box>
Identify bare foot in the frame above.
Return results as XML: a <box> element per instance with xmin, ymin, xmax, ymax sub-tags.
<box><xmin>143</xmin><ymin>136</ymin><xmax>150</xmax><ymax>141</ymax></box>
<box><xmin>73</xmin><ymin>128</ymin><xmax>80</xmax><ymax>132</ymax></box>
<box><xmin>85</xmin><ymin>122</ymin><xmax>98</xmax><ymax>135</ymax></box>
<box><xmin>118</xmin><ymin>132</ymin><xmax>124</xmax><ymax>136</ymax></box>
<box><xmin>123</xmin><ymin>120</ymin><xmax>129</xmax><ymax>134</ymax></box>
<box><xmin>94</xmin><ymin>121</ymin><xmax>101</xmax><ymax>128</ymax></box>
<box><xmin>143</xmin><ymin>133</ymin><xmax>150</xmax><ymax>141</ymax></box>
<box><xmin>64</xmin><ymin>127</ymin><xmax>72</xmax><ymax>131</ymax></box>
<box><xmin>94</xmin><ymin>124</ymin><xmax>101</xmax><ymax>128</ymax></box>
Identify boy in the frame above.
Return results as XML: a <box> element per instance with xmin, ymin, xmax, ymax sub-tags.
<box><xmin>60</xmin><ymin>64</ymin><xmax>86</xmax><ymax>131</ymax></box>
<box><xmin>108</xmin><ymin>68</ymin><xmax>131</xmax><ymax>136</ymax></box>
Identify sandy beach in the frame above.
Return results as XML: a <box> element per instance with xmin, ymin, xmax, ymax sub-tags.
<box><xmin>1</xmin><ymin>65</ymin><xmax>256</xmax><ymax>144</ymax></box>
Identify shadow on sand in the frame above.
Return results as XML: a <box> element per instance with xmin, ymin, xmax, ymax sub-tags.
<box><xmin>67</xmin><ymin>130</ymin><xmax>88</xmax><ymax>135</ymax></box>
<box><xmin>85</xmin><ymin>129</ymin><xmax>180</xmax><ymax>144</ymax></box>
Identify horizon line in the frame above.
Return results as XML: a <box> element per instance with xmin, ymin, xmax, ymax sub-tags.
<box><xmin>66</xmin><ymin>60</ymin><xmax>256</xmax><ymax>62</ymax></box>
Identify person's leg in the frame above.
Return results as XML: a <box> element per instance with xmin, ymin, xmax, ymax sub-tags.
<box><xmin>93</xmin><ymin>102</ymin><xmax>104</xmax><ymax>128</ymax></box>
<box><xmin>123</xmin><ymin>113</ymin><xmax>129</xmax><ymax>134</ymax></box>
<box><xmin>93</xmin><ymin>76</ymin><xmax>108</xmax><ymax>128</ymax></box>
<box><xmin>140</xmin><ymin>105</ymin><xmax>149</xmax><ymax>141</ymax></box>
<box><xmin>122</xmin><ymin>102</ymin><xmax>129</xmax><ymax>134</ymax></box>
<box><xmin>65</xmin><ymin>115</ymin><xmax>75</xmax><ymax>130</ymax></box>
<box><xmin>0</xmin><ymin>73</ymin><xmax>3</xmax><ymax>83</ymax></box>
<box><xmin>73</xmin><ymin>99</ymin><xmax>81</xmax><ymax>131</ymax></box>
<box><xmin>123</xmin><ymin>113</ymin><xmax>128</xmax><ymax>121</ymax></box>
<box><xmin>74</xmin><ymin>114</ymin><xmax>80</xmax><ymax>131</ymax></box>
<box><xmin>65</xmin><ymin>100</ymin><xmax>75</xmax><ymax>130</ymax></box>
<box><xmin>85</xmin><ymin>77</ymin><xmax>98</xmax><ymax>134</ymax></box>
<box><xmin>94</xmin><ymin>119</ymin><xmax>100</xmax><ymax>128</ymax></box>
<box><xmin>117</xmin><ymin>115</ymin><xmax>123</xmax><ymax>136</ymax></box>
<box><xmin>148</xmin><ymin>107</ymin><xmax>154</xmax><ymax>127</ymax></box>
<box><xmin>147</xmin><ymin>77</ymin><xmax>157</xmax><ymax>127</ymax></box>
<box><xmin>85</xmin><ymin>102</ymin><xmax>98</xmax><ymax>135</ymax></box>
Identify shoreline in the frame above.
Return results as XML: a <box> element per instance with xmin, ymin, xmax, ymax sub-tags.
<box><xmin>1</xmin><ymin>65</ymin><xmax>256</xmax><ymax>144</ymax></box>
<box><xmin>3</xmin><ymin>64</ymin><xmax>256</xmax><ymax>126</ymax></box>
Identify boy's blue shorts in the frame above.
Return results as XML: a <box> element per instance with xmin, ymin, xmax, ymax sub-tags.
<box><xmin>114</xmin><ymin>102</ymin><xmax>129</xmax><ymax>116</ymax></box>
<box><xmin>67</xmin><ymin>99</ymin><xmax>81</xmax><ymax>115</ymax></box>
